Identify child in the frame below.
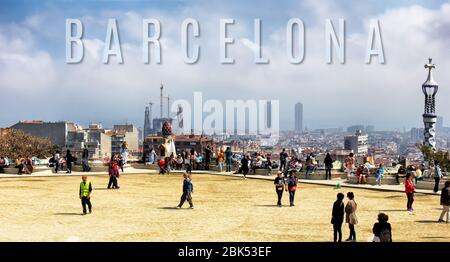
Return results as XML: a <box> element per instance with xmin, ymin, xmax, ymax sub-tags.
<box><xmin>331</xmin><ymin>193</ymin><xmax>345</xmax><ymax>242</ymax></box>
<box><xmin>107</xmin><ymin>160</ymin><xmax>120</xmax><ymax>189</ymax></box>
<box><xmin>177</xmin><ymin>172</ymin><xmax>194</xmax><ymax>209</ymax></box>
<box><xmin>79</xmin><ymin>176</ymin><xmax>92</xmax><ymax>215</ymax></box>
<box><xmin>158</xmin><ymin>159</ymin><xmax>167</xmax><ymax>174</ymax></box>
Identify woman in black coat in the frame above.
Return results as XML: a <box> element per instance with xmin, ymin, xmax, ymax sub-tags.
<box><xmin>331</xmin><ymin>193</ymin><xmax>345</xmax><ymax>242</ymax></box>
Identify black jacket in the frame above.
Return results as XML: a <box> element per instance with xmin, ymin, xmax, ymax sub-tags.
<box><xmin>441</xmin><ymin>187</ymin><xmax>450</xmax><ymax>206</ymax></box>
<box><xmin>331</xmin><ymin>200</ymin><xmax>344</xmax><ymax>225</ymax></box>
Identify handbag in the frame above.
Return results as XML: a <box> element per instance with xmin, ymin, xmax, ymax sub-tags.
<box><xmin>289</xmin><ymin>186</ymin><xmax>296</xmax><ymax>192</ymax></box>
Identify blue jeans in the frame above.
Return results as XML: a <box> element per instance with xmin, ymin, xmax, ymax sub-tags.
<box><xmin>289</xmin><ymin>190</ymin><xmax>296</xmax><ymax>205</ymax></box>
<box><xmin>376</xmin><ymin>175</ymin><xmax>383</xmax><ymax>184</ymax></box>
<box><xmin>226</xmin><ymin>158</ymin><xmax>232</xmax><ymax>172</ymax></box>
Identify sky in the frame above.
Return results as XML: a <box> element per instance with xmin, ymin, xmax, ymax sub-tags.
<box><xmin>0</xmin><ymin>0</ymin><xmax>449</xmax><ymax>132</ymax></box>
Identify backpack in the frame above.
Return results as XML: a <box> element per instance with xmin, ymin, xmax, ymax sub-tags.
<box><xmin>379</xmin><ymin>227</ymin><xmax>391</xmax><ymax>242</ymax></box>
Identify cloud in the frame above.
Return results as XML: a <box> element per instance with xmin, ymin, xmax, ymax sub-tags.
<box><xmin>0</xmin><ymin>1</ymin><xmax>449</xmax><ymax>131</ymax></box>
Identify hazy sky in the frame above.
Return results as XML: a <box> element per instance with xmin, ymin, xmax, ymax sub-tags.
<box><xmin>0</xmin><ymin>0</ymin><xmax>449</xmax><ymax>131</ymax></box>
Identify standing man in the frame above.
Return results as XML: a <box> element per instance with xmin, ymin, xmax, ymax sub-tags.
<box><xmin>324</xmin><ymin>153</ymin><xmax>333</xmax><ymax>180</ymax></box>
<box><xmin>204</xmin><ymin>145</ymin><xmax>212</xmax><ymax>171</ymax></box>
<box><xmin>81</xmin><ymin>147</ymin><xmax>90</xmax><ymax>172</ymax></box>
<box><xmin>241</xmin><ymin>154</ymin><xmax>250</xmax><ymax>179</ymax></box>
<box><xmin>434</xmin><ymin>161</ymin><xmax>443</xmax><ymax>193</ymax></box>
<box><xmin>177</xmin><ymin>172</ymin><xmax>194</xmax><ymax>209</ymax></box>
<box><xmin>79</xmin><ymin>176</ymin><xmax>92</xmax><ymax>215</ymax></box>
<box><xmin>225</xmin><ymin>147</ymin><xmax>233</xmax><ymax>172</ymax></box>
<box><xmin>279</xmin><ymin>149</ymin><xmax>288</xmax><ymax>171</ymax></box>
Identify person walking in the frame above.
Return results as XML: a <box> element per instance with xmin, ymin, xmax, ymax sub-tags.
<box><xmin>345</xmin><ymin>192</ymin><xmax>358</xmax><ymax>242</ymax></box>
<box><xmin>286</xmin><ymin>170</ymin><xmax>298</xmax><ymax>207</ymax></box>
<box><xmin>438</xmin><ymin>181</ymin><xmax>450</xmax><ymax>223</ymax></box>
<box><xmin>79</xmin><ymin>176</ymin><xmax>92</xmax><ymax>215</ymax></box>
<box><xmin>279</xmin><ymin>148</ymin><xmax>288</xmax><ymax>171</ymax></box>
<box><xmin>225</xmin><ymin>147</ymin><xmax>233</xmax><ymax>172</ymax></box>
<box><xmin>53</xmin><ymin>151</ymin><xmax>61</xmax><ymax>173</ymax></box>
<box><xmin>434</xmin><ymin>161</ymin><xmax>443</xmax><ymax>193</ymax></box>
<box><xmin>241</xmin><ymin>155</ymin><xmax>250</xmax><ymax>179</ymax></box>
<box><xmin>331</xmin><ymin>193</ymin><xmax>345</xmax><ymax>242</ymax></box>
<box><xmin>107</xmin><ymin>159</ymin><xmax>120</xmax><ymax>189</ymax></box>
<box><xmin>375</xmin><ymin>164</ymin><xmax>385</xmax><ymax>186</ymax></box>
<box><xmin>65</xmin><ymin>150</ymin><xmax>75</xmax><ymax>174</ymax></box>
<box><xmin>148</xmin><ymin>148</ymin><xmax>157</xmax><ymax>164</ymax></box>
<box><xmin>274</xmin><ymin>172</ymin><xmax>285</xmax><ymax>207</ymax></box>
<box><xmin>177</xmin><ymin>172</ymin><xmax>194</xmax><ymax>209</ymax></box>
<box><xmin>372</xmin><ymin>213</ymin><xmax>392</xmax><ymax>242</ymax></box>
<box><xmin>324</xmin><ymin>153</ymin><xmax>333</xmax><ymax>180</ymax></box>
<box><xmin>405</xmin><ymin>173</ymin><xmax>415</xmax><ymax>214</ymax></box>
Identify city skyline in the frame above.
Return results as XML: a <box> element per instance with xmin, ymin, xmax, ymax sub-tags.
<box><xmin>0</xmin><ymin>0</ymin><xmax>449</xmax><ymax>130</ymax></box>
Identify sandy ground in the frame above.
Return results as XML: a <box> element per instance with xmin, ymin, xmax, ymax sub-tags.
<box><xmin>0</xmin><ymin>173</ymin><xmax>448</xmax><ymax>242</ymax></box>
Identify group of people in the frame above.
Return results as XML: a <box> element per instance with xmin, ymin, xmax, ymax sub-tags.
<box><xmin>49</xmin><ymin>150</ymin><xmax>77</xmax><ymax>174</ymax></box>
<box><xmin>0</xmin><ymin>155</ymin><xmax>34</xmax><ymax>175</ymax></box>
<box><xmin>274</xmin><ymin>171</ymin><xmax>299</xmax><ymax>207</ymax></box>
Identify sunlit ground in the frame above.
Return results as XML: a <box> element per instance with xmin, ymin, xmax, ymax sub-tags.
<box><xmin>0</xmin><ymin>174</ymin><xmax>447</xmax><ymax>242</ymax></box>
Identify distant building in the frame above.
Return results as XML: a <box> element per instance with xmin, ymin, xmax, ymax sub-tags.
<box><xmin>365</xmin><ymin>125</ymin><xmax>375</xmax><ymax>133</ymax></box>
<box><xmin>410</xmin><ymin>128</ymin><xmax>424</xmax><ymax>143</ymax></box>
<box><xmin>294</xmin><ymin>102</ymin><xmax>303</xmax><ymax>133</ymax></box>
<box><xmin>143</xmin><ymin>106</ymin><xmax>152</xmax><ymax>137</ymax></box>
<box><xmin>66</xmin><ymin>123</ymin><xmax>111</xmax><ymax>159</ymax></box>
<box><xmin>0</xmin><ymin>128</ymin><xmax>9</xmax><ymax>137</ymax></box>
<box><xmin>110</xmin><ymin>124</ymin><xmax>139</xmax><ymax>155</ymax></box>
<box><xmin>266</xmin><ymin>101</ymin><xmax>272</xmax><ymax>128</ymax></box>
<box><xmin>437</xmin><ymin>116</ymin><xmax>444</xmax><ymax>131</ymax></box>
<box><xmin>344</xmin><ymin>130</ymin><xmax>369</xmax><ymax>155</ymax></box>
<box><xmin>347</xmin><ymin>125</ymin><xmax>365</xmax><ymax>134</ymax></box>
<box><xmin>10</xmin><ymin>121</ymin><xmax>78</xmax><ymax>149</ymax></box>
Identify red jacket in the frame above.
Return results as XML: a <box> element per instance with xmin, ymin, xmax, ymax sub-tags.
<box><xmin>405</xmin><ymin>179</ymin><xmax>415</xmax><ymax>193</ymax></box>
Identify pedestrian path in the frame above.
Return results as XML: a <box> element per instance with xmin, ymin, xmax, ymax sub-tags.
<box><xmin>0</xmin><ymin>167</ymin><xmax>440</xmax><ymax>196</ymax></box>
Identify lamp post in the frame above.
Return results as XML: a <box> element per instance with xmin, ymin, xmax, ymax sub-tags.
<box><xmin>422</xmin><ymin>58</ymin><xmax>439</xmax><ymax>150</ymax></box>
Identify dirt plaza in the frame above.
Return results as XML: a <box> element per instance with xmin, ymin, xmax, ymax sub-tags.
<box><xmin>0</xmin><ymin>173</ymin><xmax>447</xmax><ymax>242</ymax></box>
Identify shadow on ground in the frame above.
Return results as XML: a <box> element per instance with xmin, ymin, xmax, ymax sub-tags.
<box><xmin>54</xmin><ymin>213</ymin><xmax>83</xmax><ymax>216</ymax></box>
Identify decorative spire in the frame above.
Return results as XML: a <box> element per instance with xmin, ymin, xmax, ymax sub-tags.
<box><xmin>423</xmin><ymin>58</ymin><xmax>437</xmax><ymax>86</ymax></box>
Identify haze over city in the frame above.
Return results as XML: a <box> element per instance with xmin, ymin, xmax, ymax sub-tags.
<box><xmin>1</xmin><ymin>0</ymin><xmax>449</xmax><ymax>130</ymax></box>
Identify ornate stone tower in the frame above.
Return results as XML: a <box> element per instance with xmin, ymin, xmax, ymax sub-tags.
<box><xmin>422</xmin><ymin>58</ymin><xmax>439</xmax><ymax>150</ymax></box>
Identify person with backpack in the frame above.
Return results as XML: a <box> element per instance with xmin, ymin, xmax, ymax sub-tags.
<box><xmin>434</xmin><ymin>161</ymin><xmax>443</xmax><ymax>193</ymax></box>
<box><xmin>286</xmin><ymin>170</ymin><xmax>298</xmax><ymax>207</ymax></box>
<box><xmin>274</xmin><ymin>172</ymin><xmax>285</xmax><ymax>207</ymax></box>
<box><xmin>438</xmin><ymin>181</ymin><xmax>450</xmax><ymax>223</ymax></box>
<box><xmin>372</xmin><ymin>213</ymin><xmax>392</xmax><ymax>242</ymax></box>
<box><xmin>405</xmin><ymin>173</ymin><xmax>415</xmax><ymax>213</ymax></box>
<box><xmin>345</xmin><ymin>192</ymin><xmax>358</xmax><ymax>242</ymax></box>
<box><xmin>331</xmin><ymin>193</ymin><xmax>345</xmax><ymax>242</ymax></box>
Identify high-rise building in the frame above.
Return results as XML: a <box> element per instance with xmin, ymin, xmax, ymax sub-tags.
<box><xmin>143</xmin><ymin>105</ymin><xmax>152</xmax><ymax>138</ymax></box>
<box><xmin>344</xmin><ymin>130</ymin><xmax>369</xmax><ymax>155</ymax></box>
<box><xmin>294</xmin><ymin>102</ymin><xmax>303</xmax><ymax>133</ymax></box>
<box><xmin>266</xmin><ymin>101</ymin><xmax>272</xmax><ymax>128</ymax></box>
